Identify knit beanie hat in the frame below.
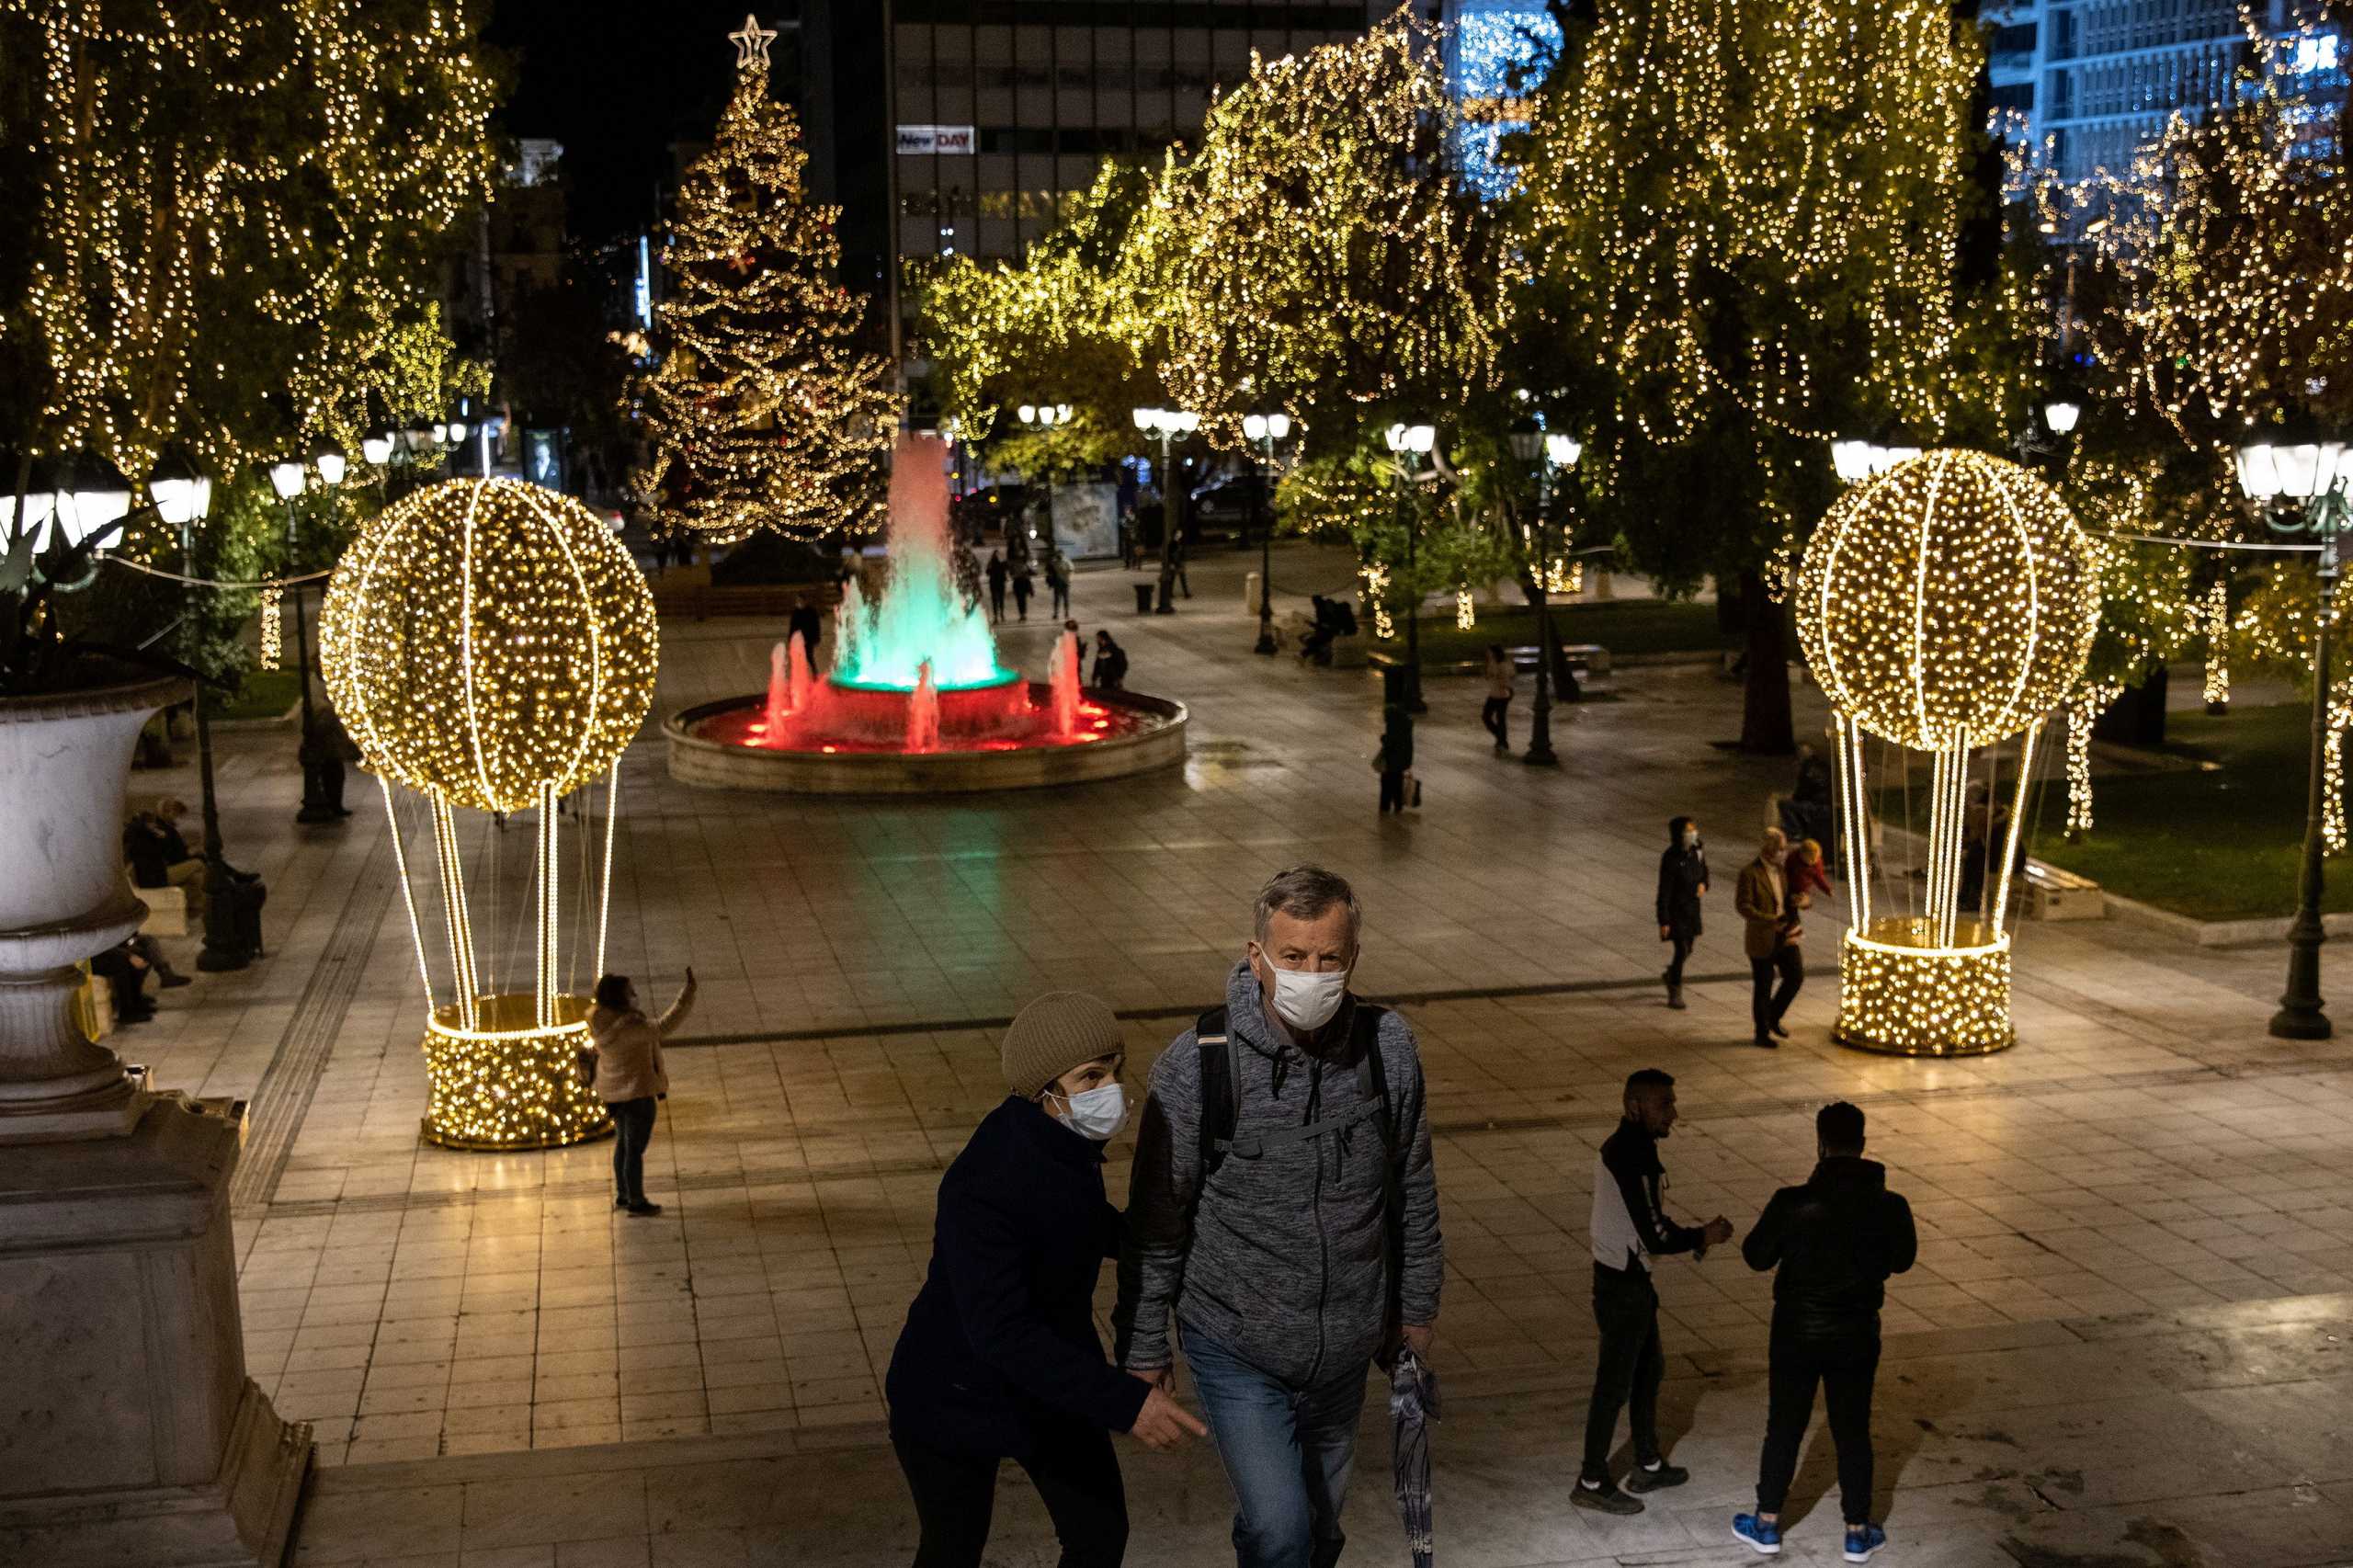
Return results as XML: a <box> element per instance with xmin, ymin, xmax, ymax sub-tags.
<box><xmin>1001</xmin><ymin>991</ymin><xmax>1122</xmax><ymax>1097</ymax></box>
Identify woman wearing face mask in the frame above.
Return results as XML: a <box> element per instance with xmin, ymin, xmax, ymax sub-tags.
<box><xmin>886</xmin><ymin>991</ymin><xmax>1206</xmax><ymax>1568</ymax></box>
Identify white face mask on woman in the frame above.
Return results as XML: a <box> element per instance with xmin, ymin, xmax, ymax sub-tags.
<box><xmin>1051</xmin><ymin>1081</ymin><xmax>1128</xmax><ymax>1141</ymax></box>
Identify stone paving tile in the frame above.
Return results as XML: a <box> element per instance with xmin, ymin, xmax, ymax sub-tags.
<box><xmin>113</xmin><ymin>546</ymin><xmax>2353</xmax><ymax>1490</ymax></box>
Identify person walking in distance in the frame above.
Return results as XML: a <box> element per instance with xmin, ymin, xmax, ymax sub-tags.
<box><xmin>1733</xmin><ymin>1102</ymin><xmax>1916</xmax><ymax>1562</ymax></box>
<box><xmin>585</xmin><ymin>968</ymin><xmax>697</xmax><ymax>1215</ymax></box>
<box><xmin>886</xmin><ymin>992</ymin><xmax>1205</xmax><ymax>1568</ymax></box>
<box><xmin>1047</xmin><ymin>548</ymin><xmax>1074</xmax><ymax>619</ymax></box>
<box><xmin>1737</xmin><ymin>827</ymin><xmax>1803</xmax><ymax>1048</ymax></box>
<box><xmin>1117</xmin><ymin>865</ymin><xmax>1443</xmax><ymax>1568</ymax></box>
<box><xmin>1377</xmin><ymin>700</ymin><xmax>1415</xmax><ymax>816</ymax></box>
<box><xmin>1481</xmin><ymin>643</ymin><xmax>1516</xmax><ymax>756</ymax></box>
<box><xmin>986</xmin><ymin>551</ymin><xmax>1009</xmax><ymax>623</ymax></box>
<box><xmin>1576</xmin><ymin>1069</ymin><xmax>1733</xmax><ymax>1516</ymax></box>
<box><xmin>1656</xmin><ymin>816</ymin><xmax>1708</xmax><ymax>1010</ymax></box>
<box><xmin>1013</xmin><ymin>560</ymin><xmax>1035</xmax><ymax>622</ymax></box>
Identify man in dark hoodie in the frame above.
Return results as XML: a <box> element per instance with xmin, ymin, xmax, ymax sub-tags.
<box><xmin>1117</xmin><ymin>865</ymin><xmax>1442</xmax><ymax>1568</ymax></box>
<box><xmin>1732</xmin><ymin>1101</ymin><xmax>1916</xmax><ymax>1562</ymax></box>
<box><xmin>1656</xmin><ymin>816</ymin><xmax>1708</xmax><ymax>1009</ymax></box>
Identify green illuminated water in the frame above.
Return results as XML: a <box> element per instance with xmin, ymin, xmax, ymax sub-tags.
<box><xmin>831</xmin><ymin>433</ymin><xmax>1014</xmax><ymax>691</ymax></box>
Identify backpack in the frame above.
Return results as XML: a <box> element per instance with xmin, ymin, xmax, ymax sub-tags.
<box><xmin>1192</xmin><ymin>1001</ymin><xmax>1411</xmax><ymax>1360</ymax></box>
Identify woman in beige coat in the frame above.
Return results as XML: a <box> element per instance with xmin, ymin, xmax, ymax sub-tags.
<box><xmin>587</xmin><ymin>969</ymin><xmax>696</xmax><ymax>1215</ymax></box>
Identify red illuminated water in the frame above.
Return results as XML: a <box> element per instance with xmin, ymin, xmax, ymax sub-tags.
<box><xmin>693</xmin><ymin>680</ymin><xmax>1147</xmax><ymax>756</ymax></box>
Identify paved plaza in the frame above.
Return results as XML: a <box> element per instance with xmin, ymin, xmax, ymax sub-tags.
<box><xmin>119</xmin><ymin>549</ymin><xmax>2353</xmax><ymax>1566</ymax></box>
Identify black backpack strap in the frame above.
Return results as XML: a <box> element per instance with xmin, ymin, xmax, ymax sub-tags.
<box><xmin>1194</xmin><ymin>1006</ymin><xmax>1235</xmax><ymax>1181</ymax></box>
<box><xmin>1354</xmin><ymin>1002</ymin><xmax>1411</xmax><ymax>1366</ymax></box>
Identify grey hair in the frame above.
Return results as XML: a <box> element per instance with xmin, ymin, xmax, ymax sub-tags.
<box><xmin>1254</xmin><ymin>864</ymin><xmax>1361</xmax><ymax>943</ymax></box>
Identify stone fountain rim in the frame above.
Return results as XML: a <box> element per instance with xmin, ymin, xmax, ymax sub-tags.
<box><xmin>664</xmin><ymin>683</ymin><xmax>1188</xmax><ymax>793</ymax></box>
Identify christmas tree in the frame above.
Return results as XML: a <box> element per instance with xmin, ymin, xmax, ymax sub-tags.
<box><xmin>639</xmin><ymin>15</ymin><xmax>896</xmax><ymax>543</ymax></box>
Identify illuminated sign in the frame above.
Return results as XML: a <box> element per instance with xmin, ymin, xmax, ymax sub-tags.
<box><xmin>897</xmin><ymin>123</ymin><xmax>976</xmax><ymax>154</ymax></box>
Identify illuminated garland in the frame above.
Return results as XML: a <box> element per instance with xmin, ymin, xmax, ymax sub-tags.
<box><xmin>1507</xmin><ymin>0</ymin><xmax>2026</xmax><ymax>553</ymax></box>
<box><xmin>257</xmin><ymin>582</ymin><xmax>283</xmax><ymax>670</ymax></box>
<box><xmin>1126</xmin><ymin>11</ymin><xmax>1506</xmax><ymax>453</ymax></box>
<box><xmin>319</xmin><ymin>479</ymin><xmax>657</xmax><ymax>813</ymax></box>
<box><xmin>320</xmin><ymin>479</ymin><xmax>655</xmax><ymax>1151</ymax></box>
<box><xmin>7</xmin><ymin>0</ymin><xmax>497</xmax><ymax>480</ymax></box>
<box><xmin>636</xmin><ymin>17</ymin><xmax>897</xmax><ymax>544</ymax></box>
<box><xmin>2204</xmin><ymin>579</ymin><xmax>2231</xmax><ymax>709</ymax></box>
<box><xmin>1795</xmin><ymin>451</ymin><xmax>2099</xmax><ymax>754</ymax></box>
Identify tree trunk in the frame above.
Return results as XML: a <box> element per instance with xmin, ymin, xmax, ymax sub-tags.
<box><xmin>1739</xmin><ymin>568</ymin><xmax>1794</xmax><ymax>755</ymax></box>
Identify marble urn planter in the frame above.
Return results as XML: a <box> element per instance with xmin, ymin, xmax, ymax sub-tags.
<box><xmin>0</xmin><ymin>672</ymin><xmax>188</xmax><ymax>1138</ymax></box>
<box><xmin>0</xmin><ymin>672</ymin><xmax>309</xmax><ymax>1566</ymax></box>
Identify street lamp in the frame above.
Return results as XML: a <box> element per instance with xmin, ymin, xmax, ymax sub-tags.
<box><xmin>1509</xmin><ymin>423</ymin><xmax>1584</xmax><ymax>766</ymax></box>
<box><xmin>1382</xmin><ymin>421</ymin><xmax>1437</xmax><ymax>711</ymax></box>
<box><xmin>154</xmin><ymin>452</ymin><xmax>259</xmax><ymax>971</ymax></box>
<box><xmin>2237</xmin><ymin>437</ymin><xmax>2352</xmax><ymax>1040</ymax></box>
<box><xmin>1831</xmin><ymin>439</ymin><xmax>1922</xmax><ymax>485</ymax></box>
<box><xmin>1018</xmin><ymin>402</ymin><xmax>1073</xmax><ymax>551</ymax></box>
<box><xmin>274</xmin><ymin>455</ymin><xmax>343</xmax><ymax>824</ymax></box>
<box><xmin>2041</xmin><ymin>398</ymin><xmax>2082</xmax><ymax>436</ymax></box>
<box><xmin>1132</xmin><ymin>406</ymin><xmax>1198</xmax><ymax>613</ymax></box>
<box><xmin>1243</xmin><ymin>412</ymin><xmax>1290</xmax><ymax>654</ymax></box>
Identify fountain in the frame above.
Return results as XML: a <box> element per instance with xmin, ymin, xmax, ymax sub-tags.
<box><xmin>667</xmin><ymin>432</ymin><xmax>1187</xmax><ymax>794</ymax></box>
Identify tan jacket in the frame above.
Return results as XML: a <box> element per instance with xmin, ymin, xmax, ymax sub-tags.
<box><xmin>587</xmin><ymin>989</ymin><xmax>694</xmax><ymax>1104</ymax></box>
<box><xmin>1735</xmin><ymin>856</ymin><xmax>1792</xmax><ymax>960</ymax></box>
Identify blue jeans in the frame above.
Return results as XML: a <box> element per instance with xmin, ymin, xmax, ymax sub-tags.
<box><xmin>1181</xmin><ymin>1323</ymin><xmax>1369</xmax><ymax>1568</ymax></box>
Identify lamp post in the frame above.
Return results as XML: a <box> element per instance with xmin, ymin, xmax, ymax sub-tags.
<box><xmin>1018</xmin><ymin>401</ymin><xmax>1072</xmax><ymax>552</ymax></box>
<box><xmin>2236</xmin><ymin>438</ymin><xmax>2350</xmax><ymax>1040</ymax></box>
<box><xmin>1244</xmin><ymin>412</ymin><xmax>1290</xmax><ymax>654</ymax></box>
<box><xmin>1382</xmin><ymin>421</ymin><xmax>1436</xmax><ymax>712</ymax></box>
<box><xmin>154</xmin><ymin>455</ymin><xmax>259</xmax><ymax>971</ymax></box>
<box><xmin>1509</xmin><ymin>425</ymin><xmax>1583</xmax><ymax>766</ymax></box>
<box><xmin>1132</xmin><ymin>406</ymin><xmax>1199</xmax><ymax>613</ymax></box>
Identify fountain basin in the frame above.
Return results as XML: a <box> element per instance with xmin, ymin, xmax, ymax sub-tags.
<box><xmin>665</xmin><ymin>682</ymin><xmax>1188</xmax><ymax>794</ymax></box>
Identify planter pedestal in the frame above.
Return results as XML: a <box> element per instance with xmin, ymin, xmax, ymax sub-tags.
<box><xmin>0</xmin><ymin>676</ymin><xmax>307</xmax><ymax>1567</ymax></box>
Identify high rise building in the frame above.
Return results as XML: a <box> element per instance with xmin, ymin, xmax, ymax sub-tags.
<box><xmin>1984</xmin><ymin>1</ymin><xmax>2343</xmax><ymax>184</ymax></box>
<box><xmin>792</xmin><ymin>0</ymin><xmax>1397</xmax><ymax>363</ymax></box>
<box><xmin>1439</xmin><ymin>0</ymin><xmax>1558</xmax><ymax>197</ymax></box>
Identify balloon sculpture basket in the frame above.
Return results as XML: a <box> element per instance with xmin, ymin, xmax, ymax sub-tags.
<box><xmin>418</xmin><ymin>993</ymin><xmax>615</xmax><ymax>1151</ymax></box>
<box><xmin>1832</xmin><ymin>918</ymin><xmax>2017</xmax><ymax>1059</ymax></box>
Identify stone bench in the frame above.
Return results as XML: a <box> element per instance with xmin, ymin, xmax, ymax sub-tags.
<box><xmin>135</xmin><ymin>877</ymin><xmax>189</xmax><ymax>937</ymax></box>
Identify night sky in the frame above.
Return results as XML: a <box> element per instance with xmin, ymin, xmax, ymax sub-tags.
<box><xmin>484</xmin><ymin>0</ymin><xmax>790</xmax><ymax>244</ymax></box>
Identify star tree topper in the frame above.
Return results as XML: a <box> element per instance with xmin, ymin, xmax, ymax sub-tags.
<box><xmin>729</xmin><ymin>13</ymin><xmax>777</xmax><ymax>70</ymax></box>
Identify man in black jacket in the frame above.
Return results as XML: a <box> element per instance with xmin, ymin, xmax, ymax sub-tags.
<box><xmin>1656</xmin><ymin>815</ymin><xmax>1708</xmax><ymax>1009</ymax></box>
<box><xmin>1732</xmin><ymin>1101</ymin><xmax>1916</xmax><ymax>1562</ymax></box>
<box><xmin>1577</xmin><ymin>1069</ymin><xmax>1732</xmax><ymax>1516</ymax></box>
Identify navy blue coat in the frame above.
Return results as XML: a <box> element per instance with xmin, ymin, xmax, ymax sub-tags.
<box><xmin>886</xmin><ymin>1095</ymin><xmax>1152</xmax><ymax>1457</ymax></box>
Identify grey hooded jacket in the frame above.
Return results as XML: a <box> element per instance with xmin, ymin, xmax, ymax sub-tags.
<box><xmin>1113</xmin><ymin>961</ymin><xmax>1443</xmax><ymax>1389</ymax></box>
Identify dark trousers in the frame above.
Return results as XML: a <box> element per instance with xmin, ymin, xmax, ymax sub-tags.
<box><xmin>990</xmin><ymin>584</ymin><xmax>1006</xmax><ymax>621</ymax></box>
<box><xmin>1665</xmin><ymin>933</ymin><xmax>1694</xmax><ymax>989</ymax></box>
<box><xmin>894</xmin><ymin>1424</ymin><xmax>1128</xmax><ymax>1568</ymax></box>
<box><xmin>1750</xmin><ymin>944</ymin><xmax>1803</xmax><ymax>1034</ymax></box>
<box><xmin>1379</xmin><ymin>770</ymin><xmax>1407</xmax><ymax>814</ymax></box>
<box><xmin>1015</xmin><ymin>584</ymin><xmax>1032</xmax><ymax>619</ymax></box>
<box><xmin>1481</xmin><ymin>696</ymin><xmax>1511</xmax><ymax>750</ymax></box>
<box><xmin>1582</xmin><ymin>1263</ymin><xmax>1665</xmax><ymax>1475</ymax></box>
<box><xmin>609</xmin><ymin>1096</ymin><xmax>657</xmax><ymax>1203</ymax></box>
<box><xmin>1051</xmin><ymin>584</ymin><xmax>1071</xmax><ymax>617</ymax></box>
<box><xmin>1756</xmin><ymin>1332</ymin><xmax>1880</xmax><ymax>1525</ymax></box>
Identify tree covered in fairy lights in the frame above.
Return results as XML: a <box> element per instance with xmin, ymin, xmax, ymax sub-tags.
<box><xmin>1503</xmin><ymin>0</ymin><xmax>2032</xmax><ymax>752</ymax></box>
<box><xmin>0</xmin><ymin>0</ymin><xmax>499</xmax><ymax>481</ymax></box>
<box><xmin>1125</xmin><ymin>8</ymin><xmax>1507</xmax><ymax>460</ymax></box>
<box><xmin>637</xmin><ymin>17</ymin><xmax>896</xmax><ymax>544</ymax></box>
<box><xmin>922</xmin><ymin>161</ymin><xmax>1168</xmax><ymax>482</ymax></box>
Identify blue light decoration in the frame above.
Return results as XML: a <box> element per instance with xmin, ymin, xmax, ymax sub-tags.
<box><xmin>1445</xmin><ymin>0</ymin><xmax>1562</xmax><ymax>199</ymax></box>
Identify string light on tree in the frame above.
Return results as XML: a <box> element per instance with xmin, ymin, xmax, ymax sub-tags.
<box><xmin>258</xmin><ymin>582</ymin><xmax>283</xmax><ymax>670</ymax></box>
<box><xmin>1796</xmin><ymin>450</ymin><xmax>2098</xmax><ymax>1056</ymax></box>
<box><xmin>320</xmin><ymin>479</ymin><xmax>657</xmax><ymax>1149</ymax></box>
<box><xmin>636</xmin><ymin>15</ymin><xmax>897</xmax><ymax>544</ymax></box>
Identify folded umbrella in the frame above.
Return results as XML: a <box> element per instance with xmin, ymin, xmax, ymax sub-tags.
<box><xmin>1389</xmin><ymin>1348</ymin><xmax>1440</xmax><ymax>1568</ymax></box>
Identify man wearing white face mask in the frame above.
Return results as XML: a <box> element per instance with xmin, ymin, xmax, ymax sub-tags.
<box><xmin>1116</xmin><ymin>866</ymin><xmax>1443</xmax><ymax>1568</ymax></box>
<box><xmin>888</xmin><ymin>992</ymin><xmax>1206</xmax><ymax>1568</ymax></box>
